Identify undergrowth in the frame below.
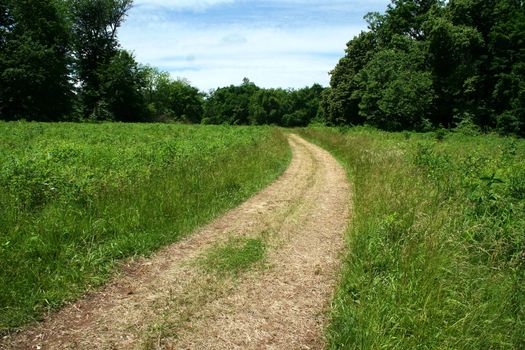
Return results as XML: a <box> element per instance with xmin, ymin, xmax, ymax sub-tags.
<box><xmin>0</xmin><ymin>122</ymin><xmax>290</xmax><ymax>331</ymax></box>
<box><xmin>300</xmin><ymin>127</ymin><xmax>524</xmax><ymax>349</ymax></box>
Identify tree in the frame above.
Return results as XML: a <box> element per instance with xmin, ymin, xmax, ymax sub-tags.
<box><xmin>0</xmin><ymin>0</ymin><xmax>72</xmax><ymax>120</ymax></box>
<box><xmin>141</xmin><ymin>67</ymin><xmax>204</xmax><ymax>123</ymax></box>
<box><xmin>203</xmin><ymin>79</ymin><xmax>325</xmax><ymax>126</ymax></box>
<box><xmin>424</xmin><ymin>16</ymin><xmax>484</xmax><ymax>126</ymax></box>
<box><xmin>324</xmin><ymin>0</ymin><xmax>525</xmax><ymax>134</ymax></box>
<box><xmin>325</xmin><ymin>31</ymin><xmax>378</xmax><ymax>125</ymax></box>
<box><xmin>203</xmin><ymin>78</ymin><xmax>259</xmax><ymax>124</ymax></box>
<box><xmin>284</xmin><ymin>84</ymin><xmax>326</xmax><ymax>126</ymax></box>
<box><xmin>249</xmin><ymin>88</ymin><xmax>288</xmax><ymax>125</ymax></box>
<box><xmin>356</xmin><ymin>47</ymin><xmax>434</xmax><ymax>130</ymax></box>
<box><xmin>0</xmin><ymin>0</ymin><xmax>14</xmax><ymax>50</ymax></box>
<box><xmin>97</xmin><ymin>50</ymin><xmax>147</xmax><ymax>121</ymax></box>
<box><xmin>487</xmin><ymin>0</ymin><xmax>525</xmax><ymax>134</ymax></box>
<box><xmin>141</xmin><ymin>66</ymin><xmax>172</xmax><ymax>117</ymax></box>
<box><xmin>70</xmin><ymin>0</ymin><xmax>133</xmax><ymax>118</ymax></box>
<box><xmin>447</xmin><ymin>0</ymin><xmax>497</xmax><ymax>40</ymax></box>
<box><xmin>167</xmin><ymin>79</ymin><xmax>204</xmax><ymax>123</ymax></box>
<box><xmin>380</xmin><ymin>0</ymin><xmax>444</xmax><ymax>41</ymax></box>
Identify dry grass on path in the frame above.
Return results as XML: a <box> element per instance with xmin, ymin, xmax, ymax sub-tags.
<box><xmin>1</xmin><ymin>134</ymin><xmax>351</xmax><ymax>350</ymax></box>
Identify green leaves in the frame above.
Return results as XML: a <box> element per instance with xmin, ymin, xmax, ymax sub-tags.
<box><xmin>98</xmin><ymin>50</ymin><xmax>147</xmax><ymax>122</ymax></box>
<box><xmin>326</xmin><ymin>0</ymin><xmax>525</xmax><ymax>135</ymax></box>
<box><xmin>356</xmin><ymin>47</ymin><xmax>434</xmax><ymax>131</ymax></box>
<box><xmin>0</xmin><ymin>0</ymin><xmax>72</xmax><ymax>120</ymax></box>
<box><xmin>202</xmin><ymin>79</ymin><xmax>325</xmax><ymax>127</ymax></box>
<box><xmin>141</xmin><ymin>68</ymin><xmax>204</xmax><ymax>123</ymax></box>
<box><xmin>70</xmin><ymin>0</ymin><xmax>135</xmax><ymax>120</ymax></box>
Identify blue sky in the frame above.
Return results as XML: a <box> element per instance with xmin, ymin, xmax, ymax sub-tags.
<box><xmin>118</xmin><ymin>0</ymin><xmax>391</xmax><ymax>91</ymax></box>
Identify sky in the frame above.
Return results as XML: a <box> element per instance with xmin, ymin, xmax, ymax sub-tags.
<box><xmin>118</xmin><ymin>0</ymin><xmax>391</xmax><ymax>91</ymax></box>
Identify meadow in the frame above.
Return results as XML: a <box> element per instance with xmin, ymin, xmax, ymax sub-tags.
<box><xmin>2</xmin><ymin>122</ymin><xmax>524</xmax><ymax>349</ymax></box>
<box><xmin>300</xmin><ymin>127</ymin><xmax>525</xmax><ymax>349</ymax></box>
<box><xmin>0</xmin><ymin>122</ymin><xmax>290</xmax><ymax>331</ymax></box>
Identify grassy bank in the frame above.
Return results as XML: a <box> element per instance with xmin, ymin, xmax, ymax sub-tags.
<box><xmin>300</xmin><ymin>127</ymin><xmax>524</xmax><ymax>349</ymax></box>
<box><xmin>0</xmin><ymin>122</ymin><xmax>290</xmax><ymax>331</ymax></box>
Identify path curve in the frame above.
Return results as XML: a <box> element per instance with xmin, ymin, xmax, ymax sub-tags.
<box><xmin>1</xmin><ymin>134</ymin><xmax>351</xmax><ymax>350</ymax></box>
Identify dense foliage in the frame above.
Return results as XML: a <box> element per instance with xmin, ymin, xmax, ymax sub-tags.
<box><xmin>142</xmin><ymin>67</ymin><xmax>204</xmax><ymax>123</ymax></box>
<box><xmin>203</xmin><ymin>78</ymin><xmax>325</xmax><ymax>126</ymax></box>
<box><xmin>0</xmin><ymin>0</ymin><xmax>72</xmax><ymax>120</ymax></box>
<box><xmin>325</xmin><ymin>0</ymin><xmax>525</xmax><ymax>135</ymax></box>
<box><xmin>71</xmin><ymin>0</ymin><xmax>133</xmax><ymax>120</ymax></box>
<box><xmin>301</xmin><ymin>127</ymin><xmax>525</xmax><ymax>348</ymax></box>
<box><xmin>2</xmin><ymin>0</ymin><xmax>522</xmax><ymax>133</ymax></box>
<box><xmin>0</xmin><ymin>0</ymin><xmax>140</xmax><ymax>121</ymax></box>
<box><xmin>0</xmin><ymin>122</ymin><xmax>290</xmax><ymax>330</ymax></box>
<box><xmin>0</xmin><ymin>0</ymin><xmax>324</xmax><ymax>125</ymax></box>
<box><xmin>0</xmin><ymin>0</ymin><xmax>199</xmax><ymax>122</ymax></box>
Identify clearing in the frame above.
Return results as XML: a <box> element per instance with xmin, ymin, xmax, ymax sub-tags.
<box><xmin>1</xmin><ymin>134</ymin><xmax>350</xmax><ymax>349</ymax></box>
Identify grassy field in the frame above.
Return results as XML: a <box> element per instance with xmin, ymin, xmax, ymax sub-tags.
<box><xmin>300</xmin><ymin>127</ymin><xmax>525</xmax><ymax>349</ymax></box>
<box><xmin>0</xmin><ymin>122</ymin><xmax>290</xmax><ymax>331</ymax></box>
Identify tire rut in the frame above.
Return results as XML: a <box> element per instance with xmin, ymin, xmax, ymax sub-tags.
<box><xmin>1</xmin><ymin>134</ymin><xmax>350</xmax><ymax>350</ymax></box>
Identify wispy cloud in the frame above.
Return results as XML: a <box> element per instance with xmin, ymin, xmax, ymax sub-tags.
<box><xmin>119</xmin><ymin>0</ymin><xmax>391</xmax><ymax>90</ymax></box>
<box><xmin>133</xmin><ymin>0</ymin><xmax>234</xmax><ymax>11</ymax></box>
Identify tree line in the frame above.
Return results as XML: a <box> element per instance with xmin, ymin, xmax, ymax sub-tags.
<box><xmin>1</xmin><ymin>0</ymin><xmax>524</xmax><ymax>134</ymax></box>
<box><xmin>203</xmin><ymin>78</ymin><xmax>324</xmax><ymax>126</ymax></box>
<box><xmin>323</xmin><ymin>0</ymin><xmax>525</xmax><ymax>135</ymax></box>
<box><xmin>0</xmin><ymin>0</ymin><xmax>141</xmax><ymax>121</ymax></box>
<box><xmin>0</xmin><ymin>0</ymin><xmax>324</xmax><ymax>126</ymax></box>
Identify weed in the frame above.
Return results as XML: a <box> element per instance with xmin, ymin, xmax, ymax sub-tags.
<box><xmin>434</xmin><ymin>127</ymin><xmax>447</xmax><ymax>141</ymax></box>
<box><xmin>198</xmin><ymin>237</ymin><xmax>266</xmax><ymax>276</ymax></box>
<box><xmin>0</xmin><ymin>122</ymin><xmax>290</xmax><ymax>331</ymax></box>
<box><xmin>299</xmin><ymin>127</ymin><xmax>525</xmax><ymax>349</ymax></box>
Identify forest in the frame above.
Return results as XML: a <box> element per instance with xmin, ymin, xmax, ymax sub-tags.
<box><xmin>1</xmin><ymin>0</ymin><xmax>524</xmax><ymax>131</ymax></box>
<box><xmin>325</xmin><ymin>0</ymin><xmax>525</xmax><ymax>136</ymax></box>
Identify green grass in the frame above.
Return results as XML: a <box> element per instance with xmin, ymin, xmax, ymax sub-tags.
<box><xmin>299</xmin><ymin>127</ymin><xmax>525</xmax><ymax>349</ymax></box>
<box><xmin>0</xmin><ymin>122</ymin><xmax>290</xmax><ymax>332</ymax></box>
<box><xmin>198</xmin><ymin>237</ymin><xmax>266</xmax><ymax>276</ymax></box>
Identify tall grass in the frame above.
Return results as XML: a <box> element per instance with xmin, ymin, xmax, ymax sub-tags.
<box><xmin>0</xmin><ymin>122</ymin><xmax>290</xmax><ymax>331</ymax></box>
<box><xmin>300</xmin><ymin>127</ymin><xmax>524</xmax><ymax>349</ymax></box>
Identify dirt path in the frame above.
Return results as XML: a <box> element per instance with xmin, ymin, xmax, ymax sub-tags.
<box><xmin>1</xmin><ymin>134</ymin><xmax>351</xmax><ymax>350</ymax></box>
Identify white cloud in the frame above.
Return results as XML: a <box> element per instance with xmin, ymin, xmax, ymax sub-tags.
<box><xmin>132</xmin><ymin>0</ymin><xmax>234</xmax><ymax>11</ymax></box>
<box><xmin>119</xmin><ymin>22</ymin><xmax>361</xmax><ymax>90</ymax></box>
<box><xmin>119</xmin><ymin>0</ymin><xmax>390</xmax><ymax>90</ymax></box>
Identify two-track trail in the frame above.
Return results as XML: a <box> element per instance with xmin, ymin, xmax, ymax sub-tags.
<box><xmin>1</xmin><ymin>134</ymin><xmax>351</xmax><ymax>350</ymax></box>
